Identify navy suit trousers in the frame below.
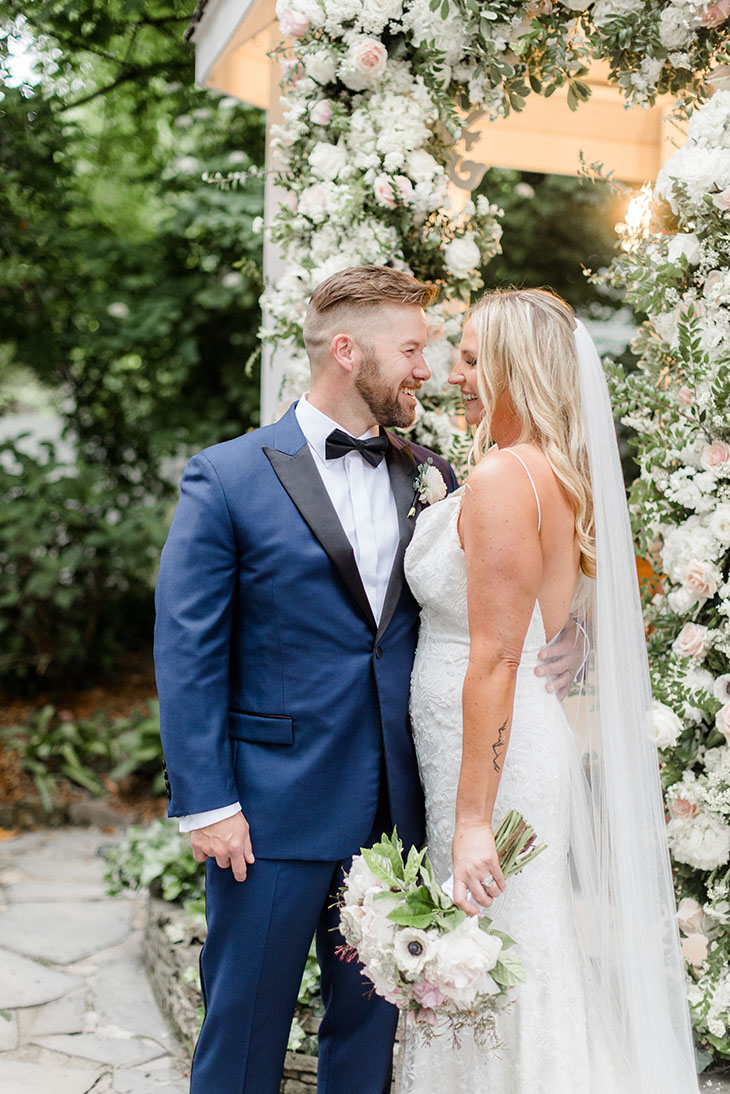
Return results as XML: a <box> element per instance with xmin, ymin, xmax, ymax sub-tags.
<box><xmin>191</xmin><ymin>792</ymin><xmax>397</xmax><ymax>1094</ymax></box>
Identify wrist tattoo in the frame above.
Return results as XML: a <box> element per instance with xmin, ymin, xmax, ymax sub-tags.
<box><xmin>492</xmin><ymin>720</ymin><xmax>507</xmax><ymax>773</ymax></box>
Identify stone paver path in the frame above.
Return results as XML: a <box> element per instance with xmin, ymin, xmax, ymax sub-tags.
<box><xmin>0</xmin><ymin>828</ymin><xmax>189</xmax><ymax>1094</ymax></box>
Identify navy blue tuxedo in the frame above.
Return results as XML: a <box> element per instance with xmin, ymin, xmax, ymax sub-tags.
<box><xmin>154</xmin><ymin>404</ymin><xmax>457</xmax><ymax>1093</ymax></box>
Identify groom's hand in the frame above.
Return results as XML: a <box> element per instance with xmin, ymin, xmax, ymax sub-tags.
<box><xmin>535</xmin><ymin>619</ymin><xmax>587</xmax><ymax>702</ymax></box>
<box><xmin>190</xmin><ymin>811</ymin><xmax>255</xmax><ymax>882</ymax></box>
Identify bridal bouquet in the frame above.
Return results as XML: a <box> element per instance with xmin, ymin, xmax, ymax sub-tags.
<box><xmin>339</xmin><ymin>811</ymin><xmax>545</xmax><ymax>1045</ymax></box>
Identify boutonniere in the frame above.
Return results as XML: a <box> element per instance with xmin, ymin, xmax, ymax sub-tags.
<box><xmin>408</xmin><ymin>458</ymin><xmax>448</xmax><ymax>518</ymax></box>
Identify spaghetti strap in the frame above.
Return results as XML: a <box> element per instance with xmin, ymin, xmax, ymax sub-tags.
<box><xmin>504</xmin><ymin>449</ymin><xmax>542</xmax><ymax>533</ymax></box>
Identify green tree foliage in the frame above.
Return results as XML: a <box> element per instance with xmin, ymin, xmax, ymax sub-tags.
<box><xmin>479</xmin><ymin>167</ymin><xmax>625</xmax><ymax>312</ymax></box>
<box><xmin>1</xmin><ymin>1</ymin><xmax>266</xmax><ymax>489</ymax></box>
<box><xmin>0</xmin><ymin>2</ymin><xmax>265</xmax><ymax>689</ymax></box>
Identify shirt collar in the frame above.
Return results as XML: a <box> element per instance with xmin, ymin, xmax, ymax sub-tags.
<box><xmin>295</xmin><ymin>395</ymin><xmax>381</xmax><ymax>463</ymax></box>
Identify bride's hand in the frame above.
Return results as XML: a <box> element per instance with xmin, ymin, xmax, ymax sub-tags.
<box><xmin>452</xmin><ymin>823</ymin><xmax>506</xmax><ymax>916</ymax></box>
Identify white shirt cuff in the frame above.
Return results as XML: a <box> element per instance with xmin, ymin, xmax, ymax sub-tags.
<box><xmin>179</xmin><ymin>802</ymin><xmax>242</xmax><ymax>832</ymax></box>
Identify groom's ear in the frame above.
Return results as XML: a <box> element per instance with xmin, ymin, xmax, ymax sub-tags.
<box><xmin>330</xmin><ymin>332</ymin><xmax>358</xmax><ymax>374</ymax></box>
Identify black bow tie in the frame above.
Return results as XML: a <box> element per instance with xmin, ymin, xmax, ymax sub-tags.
<box><xmin>325</xmin><ymin>428</ymin><xmax>389</xmax><ymax>468</ymax></box>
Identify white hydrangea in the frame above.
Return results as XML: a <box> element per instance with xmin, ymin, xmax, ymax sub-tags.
<box><xmin>591</xmin><ymin>0</ymin><xmax>643</xmax><ymax>26</ymax></box>
<box><xmin>667</xmin><ymin>809</ymin><xmax>730</xmax><ymax>871</ymax></box>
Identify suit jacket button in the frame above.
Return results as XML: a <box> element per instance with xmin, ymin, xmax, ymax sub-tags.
<box><xmin>375</xmin><ymin>646</ymin><xmax>382</xmax><ymax>659</ymax></box>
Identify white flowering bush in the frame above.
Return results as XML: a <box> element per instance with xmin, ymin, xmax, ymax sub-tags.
<box><xmin>599</xmin><ymin>88</ymin><xmax>730</xmax><ymax>1060</ymax></box>
<box><xmin>265</xmin><ymin>0</ymin><xmax>728</xmax><ymax>460</ymax></box>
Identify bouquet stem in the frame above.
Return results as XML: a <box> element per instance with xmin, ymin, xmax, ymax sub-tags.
<box><xmin>494</xmin><ymin>810</ymin><xmax>546</xmax><ymax>878</ymax></box>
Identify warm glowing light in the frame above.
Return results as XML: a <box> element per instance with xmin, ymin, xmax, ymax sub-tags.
<box><xmin>616</xmin><ymin>183</ymin><xmax>653</xmax><ymax>252</ymax></box>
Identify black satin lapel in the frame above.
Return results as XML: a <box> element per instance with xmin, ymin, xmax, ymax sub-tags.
<box><xmin>264</xmin><ymin>444</ymin><xmax>377</xmax><ymax>632</ymax></box>
<box><xmin>376</xmin><ymin>440</ymin><xmax>419</xmax><ymax>643</ymax></box>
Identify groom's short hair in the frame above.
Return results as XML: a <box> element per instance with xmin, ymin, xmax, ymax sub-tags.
<box><xmin>303</xmin><ymin>265</ymin><xmax>437</xmax><ymax>365</ymax></box>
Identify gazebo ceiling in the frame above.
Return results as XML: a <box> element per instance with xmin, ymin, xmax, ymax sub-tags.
<box><xmin>189</xmin><ymin>0</ymin><xmax>681</xmax><ymax>185</ymax></box>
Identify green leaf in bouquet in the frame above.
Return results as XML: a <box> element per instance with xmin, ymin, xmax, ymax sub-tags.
<box><xmin>403</xmin><ymin>844</ymin><xmax>426</xmax><ymax>886</ymax></box>
<box><xmin>491</xmin><ymin>949</ymin><xmax>526</xmax><ymax>987</ymax></box>
<box><xmin>419</xmin><ymin>860</ymin><xmax>452</xmax><ymax>909</ymax></box>
<box><xmin>366</xmin><ymin>829</ymin><xmax>406</xmax><ymax>882</ymax></box>
<box><xmin>386</xmin><ymin>907</ymin><xmax>435</xmax><ymax>929</ymax></box>
<box><xmin>360</xmin><ymin>848</ymin><xmax>400</xmax><ymax>887</ymax></box>
<box><xmin>435</xmin><ymin>905</ymin><xmax>467</xmax><ymax>929</ymax></box>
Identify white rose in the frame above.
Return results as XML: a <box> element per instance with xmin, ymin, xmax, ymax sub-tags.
<box><xmin>591</xmin><ymin>0</ymin><xmax>642</xmax><ymax>26</ymax></box>
<box><xmin>716</xmin><ymin>702</ymin><xmax>730</xmax><ymax>743</ymax></box>
<box><xmin>666</xmin><ymin>232</ymin><xmax>701</xmax><ymax>266</ymax></box>
<box><xmin>340</xmin><ymin>903</ymin><xmax>366</xmax><ymax>946</ymax></box>
<box><xmin>392</xmin><ymin>927</ymin><xmax>437</xmax><ymax>977</ymax></box>
<box><xmin>305</xmin><ymin>49</ymin><xmax>338</xmax><ymax>84</ymax></box>
<box><xmin>650</xmin><ymin>700</ymin><xmax>684</xmax><ymax>748</ymax></box>
<box><xmin>418</xmin><ymin>464</ymin><xmax>448</xmax><ymax>506</ymax></box>
<box><xmin>309</xmin><ymin>141</ymin><xmax>348</xmax><ymax>180</ymax></box>
<box><xmin>667</xmin><ymin>585</ymin><xmax>700</xmax><ymax>613</ymax></box>
<box><xmin>443</xmin><ymin>233</ymin><xmax>481</xmax><ymax>278</ymax></box>
<box><xmin>343</xmin><ymin>853</ymin><xmax>386</xmax><ymax>904</ymax></box>
<box><xmin>361</xmin><ymin>0</ymin><xmax>403</xmax><ymax>30</ymax></box>
<box><xmin>658</xmin><ymin>2</ymin><xmax>697</xmax><ymax>49</ymax></box>
<box><xmin>668</xmin><ymin>811</ymin><xmax>730</xmax><ymax>871</ymax></box>
<box><xmin>406</xmin><ymin>148</ymin><xmax>439</xmax><ymax>184</ymax></box>
<box><xmin>677</xmin><ymin>896</ymin><xmax>705</xmax><ymax>934</ymax></box>
<box><xmin>672</xmin><ymin>622</ymin><xmax>710</xmax><ymax>659</ymax></box>
<box><xmin>430</xmin><ymin>918</ymin><xmax>502</xmax><ymax>1008</ymax></box>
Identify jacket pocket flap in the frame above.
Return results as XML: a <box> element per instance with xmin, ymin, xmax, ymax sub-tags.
<box><xmin>228</xmin><ymin>711</ymin><xmax>293</xmax><ymax>745</ymax></box>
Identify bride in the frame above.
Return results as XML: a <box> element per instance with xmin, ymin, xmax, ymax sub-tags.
<box><xmin>401</xmin><ymin>289</ymin><xmax>699</xmax><ymax>1093</ymax></box>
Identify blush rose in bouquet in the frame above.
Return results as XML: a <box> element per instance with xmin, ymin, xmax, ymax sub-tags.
<box><xmin>339</xmin><ymin>811</ymin><xmax>545</xmax><ymax>1045</ymax></box>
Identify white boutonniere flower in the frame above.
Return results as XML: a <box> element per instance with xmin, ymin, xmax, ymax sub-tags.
<box><xmin>408</xmin><ymin>458</ymin><xmax>447</xmax><ymax>517</ymax></box>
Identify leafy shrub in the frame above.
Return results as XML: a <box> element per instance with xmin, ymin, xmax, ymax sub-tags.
<box><xmin>105</xmin><ymin>818</ymin><xmax>204</xmax><ymax>912</ymax></box>
<box><xmin>0</xmin><ymin>438</ymin><xmax>168</xmax><ymax>689</ymax></box>
<box><xmin>4</xmin><ymin>700</ymin><xmax>165</xmax><ymax>809</ymax></box>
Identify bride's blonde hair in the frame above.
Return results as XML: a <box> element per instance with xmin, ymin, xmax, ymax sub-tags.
<box><xmin>469</xmin><ymin>288</ymin><xmax>596</xmax><ymax>577</ymax></box>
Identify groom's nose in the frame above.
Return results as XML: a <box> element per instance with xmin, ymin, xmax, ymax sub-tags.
<box><xmin>412</xmin><ymin>352</ymin><xmax>430</xmax><ymax>381</ymax></box>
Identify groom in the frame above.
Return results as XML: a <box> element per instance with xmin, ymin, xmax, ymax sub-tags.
<box><xmin>154</xmin><ymin>265</ymin><xmax>458</xmax><ymax>1094</ymax></box>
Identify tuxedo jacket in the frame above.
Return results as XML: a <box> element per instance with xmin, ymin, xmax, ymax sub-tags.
<box><xmin>154</xmin><ymin>403</ymin><xmax>458</xmax><ymax>860</ymax></box>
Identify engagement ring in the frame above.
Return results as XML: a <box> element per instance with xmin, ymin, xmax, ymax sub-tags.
<box><xmin>481</xmin><ymin>874</ymin><xmax>494</xmax><ymax>888</ymax></box>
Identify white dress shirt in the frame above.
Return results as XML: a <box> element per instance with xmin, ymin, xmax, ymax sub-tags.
<box><xmin>179</xmin><ymin>396</ymin><xmax>400</xmax><ymax>832</ymax></box>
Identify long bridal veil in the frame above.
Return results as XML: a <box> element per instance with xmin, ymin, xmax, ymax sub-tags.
<box><xmin>567</xmin><ymin>321</ymin><xmax>698</xmax><ymax>1092</ymax></box>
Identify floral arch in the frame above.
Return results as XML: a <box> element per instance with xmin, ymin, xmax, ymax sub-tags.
<box><xmin>188</xmin><ymin>0</ymin><xmax>730</xmax><ymax>1063</ymax></box>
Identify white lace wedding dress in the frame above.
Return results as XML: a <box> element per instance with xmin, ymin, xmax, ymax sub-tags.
<box><xmin>401</xmin><ymin>485</ymin><xmax>627</xmax><ymax>1094</ymax></box>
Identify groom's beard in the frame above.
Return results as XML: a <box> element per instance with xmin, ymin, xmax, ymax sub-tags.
<box><xmin>355</xmin><ymin>349</ymin><xmax>416</xmax><ymax>430</ymax></box>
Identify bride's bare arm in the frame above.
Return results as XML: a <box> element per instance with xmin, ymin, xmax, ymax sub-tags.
<box><xmin>452</xmin><ymin>454</ymin><xmax>543</xmax><ymax>916</ymax></box>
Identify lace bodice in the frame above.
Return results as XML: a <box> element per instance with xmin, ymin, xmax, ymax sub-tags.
<box><xmin>400</xmin><ymin>490</ymin><xmax>627</xmax><ymax>1093</ymax></box>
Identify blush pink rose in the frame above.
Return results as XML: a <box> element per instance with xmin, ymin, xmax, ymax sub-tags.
<box><xmin>672</xmin><ymin>622</ymin><xmax>710</xmax><ymax>659</ymax></box>
<box><xmin>706</xmin><ymin>64</ymin><xmax>730</xmax><ymax>92</ymax></box>
<box><xmin>351</xmin><ymin>38</ymin><xmax>388</xmax><ymax>79</ymax></box>
<box><xmin>677</xmin><ymin>385</ymin><xmax>693</xmax><ymax>407</ymax></box>
<box><xmin>701</xmin><ymin>441</ymin><xmax>730</xmax><ymax>470</ymax></box>
<box><xmin>413</xmin><ymin>980</ymin><xmax>447</xmax><ymax>1008</ymax></box>
<box><xmin>681</xmin><ymin>561</ymin><xmax>720</xmax><ymax>599</ymax></box>
<box><xmin>714</xmin><ymin>187</ymin><xmax>730</xmax><ymax>212</ymax></box>
<box><xmin>700</xmin><ymin>0</ymin><xmax>730</xmax><ymax>25</ymax></box>
<box><xmin>309</xmin><ymin>99</ymin><xmax>332</xmax><ymax>126</ymax></box>
<box><xmin>669</xmin><ymin>796</ymin><xmax>700</xmax><ymax>819</ymax></box>
<box><xmin>373</xmin><ymin>173</ymin><xmax>413</xmax><ymax>207</ymax></box>
<box><xmin>279</xmin><ymin>9</ymin><xmax>310</xmax><ymax>37</ymax></box>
